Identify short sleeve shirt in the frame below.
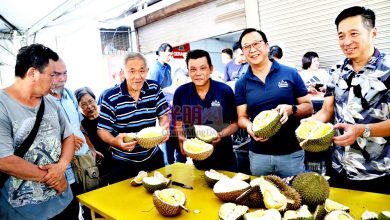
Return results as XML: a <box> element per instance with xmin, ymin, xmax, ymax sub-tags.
<box><xmin>98</xmin><ymin>79</ymin><xmax>169</xmax><ymax>161</ymax></box>
<box><xmin>0</xmin><ymin>91</ymin><xmax>73</xmax><ymax>218</ymax></box>
<box><xmin>173</xmin><ymin>79</ymin><xmax>237</xmax><ymax>170</ymax></box>
<box><xmin>148</xmin><ymin>60</ymin><xmax>172</xmax><ymax>89</ymax></box>
<box><xmin>235</xmin><ymin>60</ymin><xmax>308</xmax><ymax>155</ymax></box>
<box><xmin>326</xmin><ymin>48</ymin><xmax>390</xmax><ymax>180</ymax></box>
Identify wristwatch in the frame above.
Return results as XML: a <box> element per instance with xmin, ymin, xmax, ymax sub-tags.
<box><xmin>362</xmin><ymin>125</ymin><xmax>371</xmax><ymax>138</ymax></box>
<box><xmin>291</xmin><ymin>105</ymin><xmax>298</xmax><ymax>115</ymax></box>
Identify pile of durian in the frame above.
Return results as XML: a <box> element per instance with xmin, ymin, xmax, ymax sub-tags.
<box><xmin>213</xmin><ymin>171</ymin><xmax>390</xmax><ymax>220</ymax></box>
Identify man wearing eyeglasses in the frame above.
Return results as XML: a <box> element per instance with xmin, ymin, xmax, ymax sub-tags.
<box><xmin>306</xmin><ymin>6</ymin><xmax>390</xmax><ymax>194</ymax></box>
<box><xmin>235</xmin><ymin>28</ymin><xmax>313</xmax><ymax>178</ymax></box>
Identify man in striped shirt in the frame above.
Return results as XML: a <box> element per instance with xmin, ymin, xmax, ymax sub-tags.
<box><xmin>97</xmin><ymin>52</ymin><xmax>170</xmax><ymax>184</ymax></box>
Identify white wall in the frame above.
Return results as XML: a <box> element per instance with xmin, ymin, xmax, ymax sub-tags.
<box><xmin>0</xmin><ymin>39</ymin><xmax>21</xmax><ymax>88</ymax></box>
<box><xmin>190</xmin><ymin>38</ymin><xmax>234</xmax><ymax>80</ymax></box>
<box><xmin>34</xmin><ymin>21</ymin><xmax>111</xmax><ymax>98</ymax></box>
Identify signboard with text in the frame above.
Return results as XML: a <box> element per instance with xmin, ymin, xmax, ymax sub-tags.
<box><xmin>173</xmin><ymin>43</ymin><xmax>190</xmax><ymax>59</ymax></box>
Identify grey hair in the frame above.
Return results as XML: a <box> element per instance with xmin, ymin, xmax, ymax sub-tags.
<box><xmin>124</xmin><ymin>52</ymin><xmax>148</xmax><ymax>67</ymax></box>
<box><xmin>74</xmin><ymin>86</ymin><xmax>96</xmax><ymax>103</ymax></box>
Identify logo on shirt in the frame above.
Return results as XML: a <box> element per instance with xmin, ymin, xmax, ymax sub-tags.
<box><xmin>211</xmin><ymin>100</ymin><xmax>221</xmax><ymax>107</ymax></box>
<box><xmin>278</xmin><ymin>80</ymin><xmax>289</xmax><ymax>88</ymax></box>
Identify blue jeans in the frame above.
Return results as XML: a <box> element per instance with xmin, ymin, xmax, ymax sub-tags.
<box><xmin>161</xmin><ymin>136</ymin><xmax>186</xmax><ymax>165</ymax></box>
<box><xmin>249</xmin><ymin>150</ymin><xmax>305</xmax><ymax>178</ymax></box>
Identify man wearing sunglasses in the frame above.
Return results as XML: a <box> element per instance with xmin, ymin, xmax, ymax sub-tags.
<box><xmin>235</xmin><ymin>28</ymin><xmax>313</xmax><ymax>178</ymax></box>
<box><xmin>308</xmin><ymin>6</ymin><xmax>390</xmax><ymax>194</ymax></box>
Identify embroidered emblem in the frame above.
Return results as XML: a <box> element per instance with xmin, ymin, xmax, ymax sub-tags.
<box><xmin>211</xmin><ymin>100</ymin><xmax>221</xmax><ymax>107</ymax></box>
<box><xmin>278</xmin><ymin>80</ymin><xmax>288</xmax><ymax>88</ymax></box>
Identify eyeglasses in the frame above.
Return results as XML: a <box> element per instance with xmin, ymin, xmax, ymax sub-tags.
<box><xmin>242</xmin><ymin>40</ymin><xmax>265</xmax><ymax>53</ymax></box>
<box><xmin>80</xmin><ymin>99</ymin><xmax>96</xmax><ymax>109</ymax></box>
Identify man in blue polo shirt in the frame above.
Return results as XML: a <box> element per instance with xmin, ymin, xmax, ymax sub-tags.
<box><xmin>235</xmin><ymin>28</ymin><xmax>313</xmax><ymax>178</ymax></box>
<box><xmin>97</xmin><ymin>52</ymin><xmax>170</xmax><ymax>184</ymax></box>
<box><xmin>148</xmin><ymin>43</ymin><xmax>174</xmax><ymax>89</ymax></box>
<box><xmin>173</xmin><ymin>49</ymin><xmax>238</xmax><ymax>171</ymax></box>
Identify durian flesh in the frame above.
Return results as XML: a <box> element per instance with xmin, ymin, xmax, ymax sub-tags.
<box><xmin>245</xmin><ymin>209</ymin><xmax>282</xmax><ymax>220</ymax></box>
<box><xmin>219</xmin><ymin>203</ymin><xmax>249</xmax><ymax>220</ymax></box>
<box><xmin>324</xmin><ymin>198</ymin><xmax>350</xmax><ymax>213</ymax></box>
<box><xmin>253</xmin><ymin>110</ymin><xmax>279</xmax><ymax>130</ymax></box>
<box><xmin>183</xmin><ymin>138</ymin><xmax>212</xmax><ymax>153</ymax></box>
<box><xmin>297</xmin><ymin>121</ymin><xmax>332</xmax><ymax>139</ymax></box>
<box><xmin>258</xmin><ymin>176</ymin><xmax>288</xmax><ymax>211</ymax></box>
<box><xmin>158</xmin><ymin>190</ymin><xmax>184</xmax><ymax>205</ymax></box>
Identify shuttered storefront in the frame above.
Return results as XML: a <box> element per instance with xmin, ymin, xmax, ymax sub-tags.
<box><xmin>137</xmin><ymin>0</ymin><xmax>246</xmax><ymax>53</ymax></box>
<box><xmin>258</xmin><ymin>0</ymin><xmax>390</xmax><ymax>70</ymax></box>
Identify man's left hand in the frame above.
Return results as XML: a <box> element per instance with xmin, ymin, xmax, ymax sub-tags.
<box><xmin>211</xmin><ymin>133</ymin><xmax>222</xmax><ymax>145</ymax></box>
<box><xmin>39</xmin><ymin>161</ymin><xmax>67</xmax><ymax>186</ymax></box>
<box><xmin>275</xmin><ymin>104</ymin><xmax>291</xmax><ymax>124</ymax></box>
<box><xmin>332</xmin><ymin>123</ymin><xmax>361</xmax><ymax>146</ymax></box>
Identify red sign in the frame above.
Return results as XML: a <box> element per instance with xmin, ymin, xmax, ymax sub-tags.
<box><xmin>173</xmin><ymin>43</ymin><xmax>190</xmax><ymax>59</ymax></box>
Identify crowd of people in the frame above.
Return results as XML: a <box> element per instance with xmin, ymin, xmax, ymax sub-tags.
<box><xmin>0</xmin><ymin>5</ymin><xmax>389</xmax><ymax>219</ymax></box>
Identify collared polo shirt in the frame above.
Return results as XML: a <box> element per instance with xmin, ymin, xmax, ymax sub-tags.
<box><xmin>173</xmin><ymin>79</ymin><xmax>237</xmax><ymax>170</ymax></box>
<box><xmin>98</xmin><ymin>79</ymin><xmax>169</xmax><ymax>161</ymax></box>
<box><xmin>148</xmin><ymin>60</ymin><xmax>172</xmax><ymax>89</ymax></box>
<box><xmin>235</xmin><ymin>60</ymin><xmax>308</xmax><ymax>155</ymax></box>
<box><xmin>326</xmin><ymin>48</ymin><xmax>390</xmax><ymax>180</ymax></box>
<box><xmin>51</xmin><ymin>88</ymin><xmax>90</xmax><ymax>185</ymax></box>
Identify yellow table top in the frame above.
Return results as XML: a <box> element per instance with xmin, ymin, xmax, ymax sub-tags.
<box><xmin>77</xmin><ymin>163</ymin><xmax>390</xmax><ymax>220</ymax></box>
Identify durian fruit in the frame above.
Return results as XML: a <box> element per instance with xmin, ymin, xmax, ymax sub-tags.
<box><xmin>204</xmin><ymin>169</ymin><xmax>228</xmax><ymax>188</ymax></box>
<box><xmin>153</xmin><ymin>188</ymin><xmax>186</xmax><ymax>216</ymax></box>
<box><xmin>183</xmin><ymin>138</ymin><xmax>214</xmax><ymax>160</ymax></box>
<box><xmin>284</xmin><ymin>210</ymin><xmax>300</xmax><ymax>220</ymax></box>
<box><xmin>235</xmin><ymin>185</ymin><xmax>264</xmax><ymax>208</ymax></box>
<box><xmin>296</xmin><ymin>205</ymin><xmax>314</xmax><ymax>220</ymax></box>
<box><xmin>264</xmin><ymin>175</ymin><xmax>302</xmax><ymax>210</ymax></box>
<box><xmin>142</xmin><ymin>171</ymin><xmax>170</xmax><ymax>193</ymax></box>
<box><xmin>194</xmin><ymin>125</ymin><xmax>218</xmax><ymax>143</ymax></box>
<box><xmin>324</xmin><ymin>199</ymin><xmax>349</xmax><ymax>213</ymax></box>
<box><xmin>292</xmin><ymin>172</ymin><xmax>329</xmax><ymax>208</ymax></box>
<box><xmin>219</xmin><ymin>202</ymin><xmax>249</xmax><ymax>220</ymax></box>
<box><xmin>314</xmin><ymin>204</ymin><xmax>327</xmax><ymax>220</ymax></box>
<box><xmin>252</xmin><ymin>110</ymin><xmax>282</xmax><ymax>138</ymax></box>
<box><xmin>257</xmin><ymin>176</ymin><xmax>289</xmax><ymax>211</ymax></box>
<box><xmin>130</xmin><ymin>170</ymin><xmax>148</xmax><ymax>186</ymax></box>
<box><xmin>361</xmin><ymin>210</ymin><xmax>378</xmax><ymax>220</ymax></box>
<box><xmin>213</xmin><ymin>178</ymin><xmax>250</xmax><ymax>202</ymax></box>
<box><xmin>296</xmin><ymin>121</ymin><xmax>335</xmax><ymax>152</ymax></box>
<box><xmin>378</xmin><ymin>211</ymin><xmax>390</xmax><ymax>220</ymax></box>
<box><xmin>324</xmin><ymin>210</ymin><xmax>354</xmax><ymax>220</ymax></box>
<box><xmin>283</xmin><ymin>205</ymin><xmax>314</xmax><ymax>220</ymax></box>
<box><xmin>136</xmin><ymin>126</ymin><xmax>168</xmax><ymax>149</ymax></box>
<box><xmin>123</xmin><ymin>132</ymin><xmax>137</xmax><ymax>143</ymax></box>
<box><xmin>245</xmin><ymin>209</ymin><xmax>282</xmax><ymax>220</ymax></box>
<box><xmin>233</xmin><ymin>172</ymin><xmax>251</xmax><ymax>183</ymax></box>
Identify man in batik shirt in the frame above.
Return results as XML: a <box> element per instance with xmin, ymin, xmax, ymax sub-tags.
<box><xmin>307</xmin><ymin>6</ymin><xmax>390</xmax><ymax>194</ymax></box>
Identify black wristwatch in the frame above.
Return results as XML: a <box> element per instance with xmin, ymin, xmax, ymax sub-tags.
<box><xmin>292</xmin><ymin>105</ymin><xmax>298</xmax><ymax>115</ymax></box>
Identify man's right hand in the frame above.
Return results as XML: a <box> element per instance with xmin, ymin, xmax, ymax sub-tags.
<box><xmin>247</xmin><ymin>123</ymin><xmax>269</xmax><ymax>142</ymax></box>
<box><xmin>74</xmin><ymin>135</ymin><xmax>85</xmax><ymax>151</ymax></box>
<box><xmin>178</xmin><ymin>136</ymin><xmax>187</xmax><ymax>156</ymax></box>
<box><xmin>115</xmin><ymin>133</ymin><xmax>137</xmax><ymax>152</ymax></box>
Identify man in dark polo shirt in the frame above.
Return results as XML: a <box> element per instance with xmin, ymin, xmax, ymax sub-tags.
<box><xmin>235</xmin><ymin>28</ymin><xmax>313</xmax><ymax>178</ymax></box>
<box><xmin>97</xmin><ymin>52</ymin><xmax>170</xmax><ymax>184</ymax></box>
<box><xmin>173</xmin><ymin>49</ymin><xmax>238</xmax><ymax>171</ymax></box>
